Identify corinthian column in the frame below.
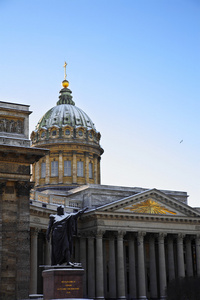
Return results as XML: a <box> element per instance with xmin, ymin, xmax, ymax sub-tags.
<box><xmin>72</xmin><ymin>151</ymin><xmax>77</xmax><ymax>183</ymax></box>
<box><xmin>195</xmin><ymin>235</ymin><xmax>200</xmax><ymax>276</ymax></box>
<box><xmin>87</xmin><ymin>234</ymin><xmax>95</xmax><ymax>298</ymax></box>
<box><xmin>93</xmin><ymin>155</ymin><xmax>98</xmax><ymax>184</ymax></box>
<box><xmin>185</xmin><ymin>236</ymin><xmax>193</xmax><ymax>277</ymax></box>
<box><xmin>80</xmin><ymin>235</ymin><xmax>87</xmax><ymax>297</ymax></box>
<box><xmin>128</xmin><ymin>233</ymin><xmax>136</xmax><ymax>299</ymax></box>
<box><xmin>167</xmin><ymin>235</ymin><xmax>175</xmax><ymax>281</ymax></box>
<box><xmin>177</xmin><ymin>234</ymin><xmax>185</xmax><ymax>278</ymax></box>
<box><xmin>137</xmin><ymin>231</ymin><xmax>147</xmax><ymax>299</ymax></box>
<box><xmin>45</xmin><ymin>154</ymin><xmax>50</xmax><ymax>184</ymax></box>
<box><xmin>85</xmin><ymin>153</ymin><xmax>89</xmax><ymax>184</ymax></box>
<box><xmin>58</xmin><ymin>151</ymin><xmax>63</xmax><ymax>183</ymax></box>
<box><xmin>96</xmin><ymin>230</ymin><xmax>105</xmax><ymax>299</ymax></box>
<box><xmin>30</xmin><ymin>228</ymin><xmax>38</xmax><ymax>294</ymax></box>
<box><xmin>149</xmin><ymin>234</ymin><xmax>157</xmax><ymax>299</ymax></box>
<box><xmin>158</xmin><ymin>233</ymin><xmax>167</xmax><ymax>299</ymax></box>
<box><xmin>117</xmin><ymin>231</ymin><xmax>126</xmax><ymax>299</ymax></box>
<box><xmin>108</xmin><ymin>232</ymin><xmax>116</xmax><ymax>298</ymax></box>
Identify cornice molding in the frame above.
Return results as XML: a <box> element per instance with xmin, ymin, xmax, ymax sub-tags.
<box><xmin>86</xmin><ymin>211</ymin><xmax>200</xmax><ymax>225</ymax></box>
<box><xmin>99</xmin><ymin>189</ymin><xmax>199</xmax><ymax>218</ymax></box>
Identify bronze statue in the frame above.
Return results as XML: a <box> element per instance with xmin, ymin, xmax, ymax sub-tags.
<box><xmin>46</xmin><ymin>206</ymin><xmax>87</xmax><ymax>265</ymax></box>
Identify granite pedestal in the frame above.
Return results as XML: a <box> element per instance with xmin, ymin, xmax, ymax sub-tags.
<box><xmin>42</xmin><ymin>266</ymin><xmax>84</xmax><ymax>300</ymax></box>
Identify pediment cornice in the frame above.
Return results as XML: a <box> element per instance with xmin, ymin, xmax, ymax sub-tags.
<box><xmin>85</xmin><ymin>189</ymin><xmax>200</xmax><ymax>219</ymax></box>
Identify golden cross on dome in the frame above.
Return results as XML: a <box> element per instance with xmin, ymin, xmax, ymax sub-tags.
<box><xmin>63</xmin><ymin>62</ymin><xmax>67</xmax><ymax>80</ymax></box>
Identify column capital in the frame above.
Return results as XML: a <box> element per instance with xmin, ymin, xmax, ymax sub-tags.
<box><xmin>196</xmin><ymin>234</ymin><xmax>200</xmax><ymax>241</ymax></box>
<box><xmin>137</xmin><ymin>231</ymin><xmax>146</xmax><ymax>243</ymax></box>
<box><xmin>96</xmin><ymin>229</ymin><xmax>105</xmax><ymax>238</ymax></box>
<box><xmin>158</xmin><ymin>232</ymin><xmax>167</xmax><ymax>242</ymax></box>
<box><xmin>30</xmin><ymin>228</ymin><xmax>39</xmax><ymax>237</ymax></box>
<box><xmin>177</xmin><ymin>233</ymin><xmax>185</xmax><ymax>243</ymax></box>
<box><xmin>118</xmin><ymin>230</ymin><xmax>126</xmax><ymax>239</ymax></box>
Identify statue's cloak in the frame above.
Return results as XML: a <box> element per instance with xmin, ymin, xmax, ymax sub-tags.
<box><xmin>50</xmin><ymin>213</ymin><xmax>77</xmax><ymax>265</ymax></box>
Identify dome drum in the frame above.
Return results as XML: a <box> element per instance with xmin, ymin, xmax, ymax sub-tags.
<box><xmin>32</xmin><ymin>147</ymin><xmax>101</xmax><ymax>190</ymax></box>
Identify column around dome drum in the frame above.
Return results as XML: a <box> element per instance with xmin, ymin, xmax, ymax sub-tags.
<box><xmin>58</xmin><ymin>151</ymin><xmax>63</xmax><ymax>183</ymax></box>
<box><xmin>72</xmin><ymin>151</ymin><xmax>77</xmax><ymax>184</ymax></box>
<box><xmin>45</xmin><ymin>154</ymin><xmax>50</xmax><ymax>185</ymax></box>
<box><xmin>84</xmin><ymin>152</ymin><xmax>89</xmax><ymax>184</ymax></box>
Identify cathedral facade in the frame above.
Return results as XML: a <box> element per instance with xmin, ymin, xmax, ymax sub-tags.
<box><xmin>0</xmin><ymin>68</ymin><xmax>200</xmax><ymax>300</ymax></box>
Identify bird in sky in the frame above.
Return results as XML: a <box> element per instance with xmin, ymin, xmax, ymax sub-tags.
<box><xmin>180</xmin><ymin>140</ymin><xmax>183</xmax><ymax>143</ymax></box>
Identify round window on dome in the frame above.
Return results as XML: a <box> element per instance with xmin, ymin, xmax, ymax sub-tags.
<box><xmin>78</xmin><ymin>130</ymin><xmax>83</xmax><ymax>137</ymax></box>
<box><xmin>65</xmin><ymin>129</ymin><xmax>70</xmax><ymax>136</ymax></box>
<box><xmin>52</xmin><ymin>130</ymin><xmax>57</xmax><ymax>136</ymax></box>
<box><xmin>88</xmin><ymin>132</ymin><xmax>93</xmax><ymax>139</ymax></box>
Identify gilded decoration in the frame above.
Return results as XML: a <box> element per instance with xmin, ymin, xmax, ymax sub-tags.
<box><xmin>124</xmin><ymin>199</ymin><xmax>177</xmax><ymax>215</ymax></box>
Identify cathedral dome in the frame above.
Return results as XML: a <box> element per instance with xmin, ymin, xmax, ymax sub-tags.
<box><xmin>35</xmin><ymin>103</ymin><xmax>96</xmax><ymax>132</ymax></box>
<box><xmin>30</xmin><ymin>64</ymin><xmax>103</xmax><ymax>190</ymax></box>
<box><xmin>31</xmin><ymin>85</ymin><xmax>101</xmax><ymax>147</ymax></box>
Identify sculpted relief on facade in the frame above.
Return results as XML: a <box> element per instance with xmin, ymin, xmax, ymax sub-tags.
<box><xmin>0</xmin><ymin>118</ymin><xmax>24</xmax><ymax>134</ymax></box>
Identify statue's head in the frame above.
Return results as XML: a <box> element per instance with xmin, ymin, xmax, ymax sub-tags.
<box><xmin>57</xmin><ymin>206</ymin><xmax>64</xmax><ymax>216</ymax></box>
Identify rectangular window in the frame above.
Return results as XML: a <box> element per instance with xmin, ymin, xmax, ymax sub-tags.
<box><xmin>89</xmin><ymin>162</ymin><xmax>93</xmax><ymax>178</ymax></box>
<box><xmin>41</xmin><ymin>162</ymin><xmax>46</xmax><ymax>178</ymax></box>
<box><xmin>51</xmin><ymin>161</ymin><xmax>58</xmax><ymax>177</ymax></box>
<box><xmin>77</xmin><ymin>161</ymin><xmax>84</xmax><ymax>177</ymax></box>
<box><xmin>64</xmin><ymin>160</ymin><xmax>71</xmax><ymax>176</ymax></box>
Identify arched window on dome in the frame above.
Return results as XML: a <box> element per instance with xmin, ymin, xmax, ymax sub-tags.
<box><xmin>77</xmin><ymin>161</ymin><xmax>84</xmax><ymax>177</ymax></box>
<box><xmin>41</xmin><ymin>162</ymin><xmax>46</xmax><ymax>178</ymax></box>
<box><xmin>89</xmin><ymin>162</ymin><xmax>93</xmax><ymax>179</ymax></box>
<box><xmin>51</xmin><ymin>161</ymin><xmax>58</xmax><ymax>177</ymax></box>
<box><xmin>64</xmin><ymin>160</ymin><xmax>71</xmax><ymax>177</ymax></box>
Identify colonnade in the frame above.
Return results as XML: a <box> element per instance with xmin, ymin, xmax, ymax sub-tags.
<box><xmin>29</xmin><ymin>228</ymin><xmax>200</xmax><ymax>299</ymax></box>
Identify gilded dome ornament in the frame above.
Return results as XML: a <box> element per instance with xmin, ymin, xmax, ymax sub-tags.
<box><xmin>62</xmin><ymin>61</ymin><xmax>69</xmax><ymax>88</ymax></box>
<box><xmin>124</xmin><ymin>199</ymin><xmax>177</xmax><ymax>215</ymax></box>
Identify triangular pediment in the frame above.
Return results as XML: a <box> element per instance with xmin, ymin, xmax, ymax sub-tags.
<box><xmin>96</xmin><ymin>189</ymin><xmax>200</xmax><ymax>218</ymax></box>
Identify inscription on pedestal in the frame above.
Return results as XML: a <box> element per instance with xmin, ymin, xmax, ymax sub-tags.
<box><xmin>43</xmin><ymin>268</ymin><xmax>84</xmax><ymax>300</ymax></box>
<box><xmin>57</xmin><ymin>280</ymin><xmax>80</xmax><ymax>295</ymax></box>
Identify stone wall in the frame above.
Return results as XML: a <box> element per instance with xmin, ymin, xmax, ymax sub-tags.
<box><xmin>0</xmin><ymin>101</ymin><xmax>48</xmax><ymax>299</ymax></box>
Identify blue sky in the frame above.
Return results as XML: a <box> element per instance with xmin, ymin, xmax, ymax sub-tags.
<box><xmin>0</xmin><ymin>0</ymin><xmax>199</xmax><ymax>206</ymax></box>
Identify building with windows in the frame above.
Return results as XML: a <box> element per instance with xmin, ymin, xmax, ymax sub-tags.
<box><xmin>1</xmin><ymin>68</ymin><xmax>200</xmax><ymax>300</ymax></box>
<box><xmin>28</xmin><ymin>71</ymin><xmax>200</xmax><ymax>300</ymax></box>
<box><xmin>0</xmin><ymin>101</ymin><xmax>48</xmax><ymax>300</ymax></box>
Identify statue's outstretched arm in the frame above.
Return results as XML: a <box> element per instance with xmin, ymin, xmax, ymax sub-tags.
<box><xmin>76</xmin><ymin>207</ymin><xmax>88</xmax><ymax>218</ymax></box>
